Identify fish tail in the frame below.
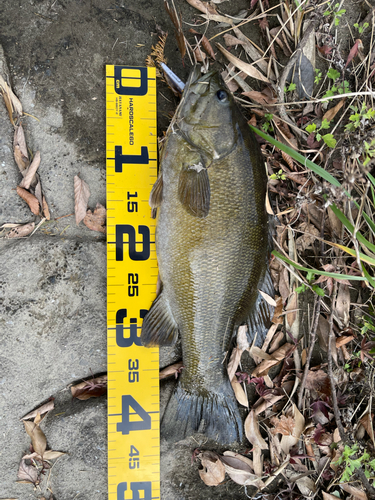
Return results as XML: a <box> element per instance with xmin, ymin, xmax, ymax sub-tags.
<box><xmin>161</xmin><ymin>378</ymin><xmax>243</xmax><ymax>444</ymax></box>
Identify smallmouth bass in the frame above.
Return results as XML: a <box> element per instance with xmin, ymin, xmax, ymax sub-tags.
<box><xmin>141</xmin><ymin>67</ymin><xmax>274</xmax><ymax>444</ymax></box>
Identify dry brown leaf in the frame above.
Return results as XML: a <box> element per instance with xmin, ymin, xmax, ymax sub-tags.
<box><xmin>281</xmin><ymin>151</ymin><xmax>294</xmax><ymax>170</ymax></box>
<box><xmin>223</xmin><ymin>34</ymin><xmax>245</xmax><ymax>46</ymax></box>
<box><xmin>42</xmin><ymin>196</ymin><xmax>51</xmax><ymax>220</ymax></box>
<box><xmin>336</xmin><ymin>335</ymin><xmax>354</xmax><ymax>347</ymax></box>
<box><xmin>164</xmin><ymin>1</ymin><xmax>186</xmax><ymax>59</ymax></box>
<box><xmin>83</xmin><ymin>203</ymin><xmax>106</xmax><ymax>233</ymax></box>
<box><xmin>252</xmin><ymin>342</ymin><xmax>293</xmax><ymax>377</ymax></box>
<box><xmin>194</xmin><ymin>46</ymin><xmax>206</xmax><ymax>62</ymax></box>
<box><xmin>258</xmin><ymin>290</ymin><xmax>276</xmax><ymax>307</ymax></box>
<box><xmin>359</xmin><ymin>413</ymin><xmax>374</xmax><ymax>441</ymax></box>
<box><xmin>296</xmin><ymin>222</ymin><xmax>320</xmax><ymax>252</ymax></box>
<box><xmin>244</xmin><ymin>410</ymin><xmax>268</xmax><ymax>449</ymax></box>
<box><xmin>335</xmin><ymin>283</ymin><xmax>350</xmax><ymax>327</ymax></box>
<box><xmin>327</xmin><ymin>205</ymin><xmax>342</xmax><ymax>237</ymax></box>
<box><xmin>190</xmin><ymin>29</ymin><xmax>215</xmax><ymax>59</ymax></box>
<box><xmin>233</xmin><ymin>27</ymin><xmax>274</xmax><ymax>79</ymax></box>
<box><xmin>74</xmin><ymin>175</ymin><xmax>90</xmax><ymax>225</ymax></box>
<box><xmin>304</xmin><ymin>369</ymin><xmax>331</xmax><ymax>395</ymax></box>
<box><xmin>220</xmin><ymin>455</ymin><xmax>262</xmax><ymax>487</ymax></box>
<box><xmin>23</xmin><ymin>421</ymin><xmax>47</xmax><ymax>457</ymax></box>
<box><xmin>323</xmin><ymin>492</ymin><xmax>343</xmax><ymax>500</ymax></box>
<box><xmin>185</xmin><ymin>0</ymin><xmax>217</xmax><ymax>14</ymax></box>
<box><xmin>19</xmin><ymin>151</ymin><xmax>41</xmax><ymax>190</ymax></box>
<box><xmin>223</xmin><ymin>451</ymin><xmax>253</xmax><ymax>470</ymax></box>
<box><xmin>231</xmin><ymin>378</ymin><xmax>248</xmax><ymax>407</ymax></box>
<box><xmin>17</xmin><ymin>459</ymin><xmax>38</xmax><ymax>485</ymax></box>
<box><xmin>21</xmin><ymin>400</ymin><xmax>54</xmax><ymax>421</ymax></box>
<box><xmin>242</xmin><ymin>90</ymin><xmax>277</xmax><ymax>106</ymax></box>
<box><xmin>159</xmin><ymin>362</ymin><xmax>183</xmax><ymax>380</ymax></box>
<box><xmin>272</xmin><ymin>296</ymin><xmax>283</xmax><ymax>324</ymax></box>
<box><xmin>71</xmin><ymin>375</ymin><xmax>107</xmax><ymax>400</ymax></box>
<box><xmin>6</xmin><ymin>222</ymin><xmax>35</xmax><ymax>239</ymax></box>
<box><xmin>13</xmin><ymin>124</ymin><xmax>29</xmax><ymax>171</ymax></box>
<box><xmin>0</xmin><ymin>75</ymin><xmax>23</xmax><ymax>122</ymax></box>
<box><xmin>227</xmin><ymin>346</ymin><xmax>243</xmax><ymax>382</ymax></box>
<box><xmin>216</xmin><ymin>44</ymin><xmax>270</xmax><ymax>83</ymax></box>
<box><xmin>279</xmin><ymin>405</ymin><xmax>305</xmax><ymax>455</ymax></box>
<box><xmin>34</xmin><ymin>179</ymin><xmax>43</xmax><ymax>206</ymax></box>
<box><xmin>285</xmin><ymin>291</ymin><xmax>297</xmax><ymax>327</ymax></box>
<box><xmin>323</xmin><ymin>98</ymin><xmax>345</xmax><ymax>122</ymax></box>
<box><xmin>270</xmin><ymin>415</ymin><xmax>296</xmax><ymax>436</ymax></box>
<box><xmin>249</xmin><ymin>346</ymin><xmax>272</xmax><ymax>361</ymax></box>
<box><xmin>43</xmin><ymin>450</ymin><xmax>66</xmax><ymax>460</ymax></box>
<box><xmin>340</xmin><ymin>483</ymin><xmax>368</xmax><ymax>500</ymax></box>
<box><xmin>252</xmin><ymin>445</ymin><xmax>263</xmax><ymax>477</ymax></box>
<box><xmin>16</xmin><ymin>186</ymin><xmax>40</xmax><ymax>215</ymax></box>
<box><xmin>198</xmin><ymin>451</ymin><xmax>225</xmax><ymax>486</ymax></box>
<box><xmin>295</xmin><ymin>476</ymin><xmax>316</xmax><ymax>496</ymax></box>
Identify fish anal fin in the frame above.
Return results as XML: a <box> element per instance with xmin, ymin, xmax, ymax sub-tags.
<box><xmin>247</xmin><ymin>264</ymin><xmax>275</xmax><ymax>346</ymax></box>
<box><xmin>141</xmin><ymin>292</ymin><xmax>179</xmax><ymax>346</ymax></box>
<box><xmin>149</xmin><ymin>174</ymin><xmax>163</xmax><ymax>209</ymax></box>
<box><xmin>178</xmin><ymin>163</ymin><xmax>210</xmax><ymax>218</ymax></box>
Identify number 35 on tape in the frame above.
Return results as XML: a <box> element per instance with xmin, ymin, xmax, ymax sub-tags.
<box><xmin>106</xmin><ymin>65</ymin><xmax>159</xmax><ymax>500</ymax></box>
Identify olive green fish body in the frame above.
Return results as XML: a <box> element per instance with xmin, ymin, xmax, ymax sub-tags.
<box><xmin>142</xmin><ymin>68</ymin><xmax>274</xmax><ymax>443</ymax></box>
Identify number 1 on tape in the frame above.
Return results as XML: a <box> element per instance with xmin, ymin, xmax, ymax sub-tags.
<box><xmin>106</xmin><ymin>65</ymin><xmax>160</xmax><ymax>500</ymax></box>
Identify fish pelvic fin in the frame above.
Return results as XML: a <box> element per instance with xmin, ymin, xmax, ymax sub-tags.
<box><xmin>149</xmin><ymin>174</ymin><xmax>163</xmax><ymax>209</ymax></box>
<box><xmin>247</xmin><ymin>264</ymin><xmax>275</xmax><ymax>347</ymax></box>
<box><xmin>141</xmin><ymin>292</ymin><xmax>179</xmax><ymax>346</ymax></box>
<box><xmin>161</xmin><ymin>378</ymin><xmax>243</xmax><ymax>444</ymax></box>
<box><xmin>178</xmin><ymin>163</ymin><xmax>210</xmax><ymax>218</ymax></box>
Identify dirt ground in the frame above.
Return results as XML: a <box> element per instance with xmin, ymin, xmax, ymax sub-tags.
<box><xmin>0</xmin><ymin>0</ymin><xmax>370</xmax><ymax>499</ymax></box>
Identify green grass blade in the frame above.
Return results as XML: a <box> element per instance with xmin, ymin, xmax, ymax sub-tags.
<box><xmin>329</xmin><ymin>204</ymin><xmax>375</xmax><ymax>255</ymax></box>
<box><xmin>361</xmin><ymin>263</ymin><xmax>375</xmax><ymax>288</ymax></box>
<box><xmin>272</xmin><ymin>250</ymin><xmax>367</xmax><ymax>282</ymax></box>
<box><xmin>249</xmin><ymin>125</ymin><xmax>342</xmax><ymax>188</ymax></box>
<box><xmin>368</xmin><ymin>171</ymin><xmax>375</xmax><ymax>188</ymax></box>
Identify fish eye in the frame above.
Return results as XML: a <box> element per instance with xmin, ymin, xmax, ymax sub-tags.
<box><xmin>216</xmin><ymin>89</ymin><xmax>228</xmax><ymax>102</ymax></box>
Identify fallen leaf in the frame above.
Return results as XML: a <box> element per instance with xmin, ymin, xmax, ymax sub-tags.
<box><xmin>304</xmin><ymin>369</ymin><xmax>331</xmax><ymax>396</ymax></box>
<box><xmin>231</xmin><ymin>377</ymin><xmax>248</xmax><ymax>407</ymax></box>
<box><xmin>272</xmin><ymin>296</ymin><xmax>283</xmax><ymax>324</ymax></box>
<box><xmin>21</xmin><ymin>400</ymin><xmax>54</xmax><ymax>421</ymax></box>
<box><xmin>190</xmin><ymin>29</ymin><xmax>215</xmax><ymax>59</ymax></box>
<box><xmin>285</xmin><ymin>292</ymin><xmax>297</xmax><ymax>327</ymax></box>
<box><xmin>223</xmin><ymin>34</ymin><xmax>245</xmax><ymax>46</ymax></box>
<box><xmin>159</xmin><ymin>362</ymin><xmax>183</xmax><ymax>380</ymax></box>
<box><xmin>83</xmin><ymin>203</ymin><xmax>106</xmax><ymax>233</ymax></box>
<box><xmin>74</xmin><ymin>175</ymin><xmax>90</xmax><ymax>225</ymax></box>
<box><xmin>17</xmin><ymin>459</ymin><xmax>38</xmax><ymax>485</ymax></box>
<box><xmin>334</xmin><ymin>283</ymin><xmax>350</xmax><ymax>327</ymax></box>
<box><xmin>323</xmin><ymin>98</ymin><xmax>345</xmax><ymax>122</ymax></box>
<box><xmin>295</xmin><ymin>476</ymin><xmax>316</xmax><ymax>496</ymax></box>
<box><xmin>220</xmin><ymin>455</ymin><xmax>262</xmax><ymax>487</ymax></box>
<box><xmin>6</xmin><ymin>222</ymin><xmax>35</xmax><ymax>239</ymax></box>
<box><xmin>13</xmin><ymin>124</ymin><xmax>29</xmax><ymax>171</ymax></box>
<box><xmin>358</xmin><ymin>413</ymin><xmax>374</xmax><ymax>441</ymax></box>
<box><xmin>296</xmin><ymin>222</ymin><xmax>320</xmax><ymax>252</ymax></box>
<box><xmin>344</xmin><ymin>39</ymin><xmax>363</xmax><ymax>69</ymax></box>
<box><xmin>280</xmin><ymin>404</ymin><xmax>305</xmax><ymax>455</ymax></box>
<box><xmin>198</xmin><ymin>451</ymin><xmax>225</xmax><ymax>486</ymax></box>
<box><xmin>242</xmin><ymin>90</ymin><xmax>277</xmax><ymax>106</ymax></box>
<box><xmin>340</xmin><ymin>483</ymin><xmax>368</xmax><ymax>500</ymax></box>
<box><xmin>244</xmin><ymin>410</ymin><xmax>268</xmax><ymax>449</ymax></box>
<box><xmin>258</xmin><ymin>290</ymin><xmax>276</xmax><ymax>307</ymax></box>
<box><xmin>23</xmin><ymin>421</ymin><xmax>47</xmax><ymax>457</ymax></box>
<box><xmin>323</xmin><ymin>493</ymin><xmax>343</xmax><ymax>500</ymax></box>
<box><xmin>43</xmin><ymin>450</ymin><xmax>66</xmax><ymax>460</ymax></box>
<box><xmin>16</xmin><ymin>186</ymin><xmax>39</xmax><ymax>215</ymax></box>
<box><xmin>19</xmin><ymin>151</ymin><xmax>41</xmax><ymax>189</ymax></box>
<box><xmin>252</xmin><ymin>343</ymin><xmax>294</xmax><ymax>377</ymax></box>
<box><xmin>164</xmin><ymin>1</ymin><xmax>186</xmax><ymax>59</ymax></box>
<box><xmin>71</xmin><ymin>375</ymin><xmax>107</xmax><ymax>400</ymax></box>
<box><xmin>227</xmin><ymin>347</ymin><xmax>243</xmax><ymax>382</ymax></box>
<box><xmin>223</xmin><ymin>451</ymin><xmax>253</xmax><ymax>470</ymax></box>
<box><xmin>42</xmin><ymin>196</ymin><xmax>51</xmax><ymax>220</ymax></box>
<box><xmin>216</xmin><ymin>43</ymin><xmax>270</xmax><ymax>83</ymax></box>
<box><xmin>185</xmin><ymin>0</ymin><xmax>217</xmax><ymax>15</ymax></box>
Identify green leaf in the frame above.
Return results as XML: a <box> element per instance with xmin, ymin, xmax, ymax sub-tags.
<box><xmin>312</xmin><ymin>285</ymin><xmax>325</xmax><ymax>296</ymax></box>
<box><xmin>327</xmin><ymin>68</ymin><xmax>340</xmax><ymax>81</ymax></box>
<box><xmin>272</xmin><ymin>250</ymin><xmax>367</xmax><ymax>282</ymax></box>
<box><xmin>322</xmin><ymin>134</ymin><xmax>337</xmax><ymax>148</ymax></box>
<box><xmin>306</xmin><ymin>123</ymin><xmax>317</xmax><ymax>133</ymax></box>
<box><xmin>249</xmin><ymin>126</ymin><xmax>342</xmax><ymax>188</ymax></box>
<box><xmin>320</xmin><ymin>119</ymin><xmax>331</xmax><ymax>130</ymax></box>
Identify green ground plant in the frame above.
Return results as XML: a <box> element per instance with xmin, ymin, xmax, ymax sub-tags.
<box><xmin>323</xmin><ymin>2</ymin><xmax>347</xmax><ymax>26</ymax></box>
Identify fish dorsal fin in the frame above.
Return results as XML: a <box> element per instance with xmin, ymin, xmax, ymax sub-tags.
<box><xmin>141</xmin><ymin>292</ymin><xmax>179</xmax><ymax>346</ymax></box>
<box><xmin>149</xmin><ymin>174</ymin><xmax>163</xmax><ymax>208</ymax></box>
<box><xmin>178</xmin><ymin>162</ymin><xmax>210</xmax><ymax>218</ymax></box>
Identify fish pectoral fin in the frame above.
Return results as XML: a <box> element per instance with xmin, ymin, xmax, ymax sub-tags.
<box><xmin>178</xmin><ymin>163</ymin><xmax>210</xmax><ymax>218</ymax></box>
<box><xmin>149</xmin><ymin>174</ymin><xmax>163</xmax><ymax>209</ymax></box>
<box><xmin>246</xmin><ymin>265</ymin><xmax>275</xmax><ymax>346</ymax></box>
<box><xmin>141</xmin><ymin>292</ymin><xmax>179</xmax><ymax>346</ymax></box>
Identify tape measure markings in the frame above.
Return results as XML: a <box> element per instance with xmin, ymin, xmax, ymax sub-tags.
<box><xmin>106</xmin><ymin>65</ymin><xmax>160</xmax><ymax>500</ymax></box>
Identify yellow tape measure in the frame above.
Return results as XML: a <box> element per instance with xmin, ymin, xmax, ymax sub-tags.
<box><xmin>106</xmin><ymin>65</ymin><xmax>159</xmax><ymax>500</ymax></box>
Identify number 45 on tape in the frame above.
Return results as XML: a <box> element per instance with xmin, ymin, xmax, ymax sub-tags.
<box><xmin>106</xmin><ymin>65</ymin><xmax>160</xmax><ymax>500</ymax></box>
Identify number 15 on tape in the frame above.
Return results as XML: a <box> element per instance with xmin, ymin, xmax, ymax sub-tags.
<box><xmin>106</xmin><ymin>65</ymin><xmax>160</xmax><ymax>500</ymax></box>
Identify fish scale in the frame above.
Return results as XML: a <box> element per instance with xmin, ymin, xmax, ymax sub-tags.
<box><xmin>141</xmin><ymin>67</ymin><xmax>274</xmax><ymax>444</ymax></box>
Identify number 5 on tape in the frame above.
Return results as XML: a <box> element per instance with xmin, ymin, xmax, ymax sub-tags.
<box><xmin>106</xmin><ymin>65</ymin><xmax>159</xmax><ymax>500</ymax></box>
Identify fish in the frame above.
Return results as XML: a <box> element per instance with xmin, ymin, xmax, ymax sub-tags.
<box><xmin>141</xmin><ymin>66</ymin><xmax>274</xmax><ymax>444</ymax></box>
